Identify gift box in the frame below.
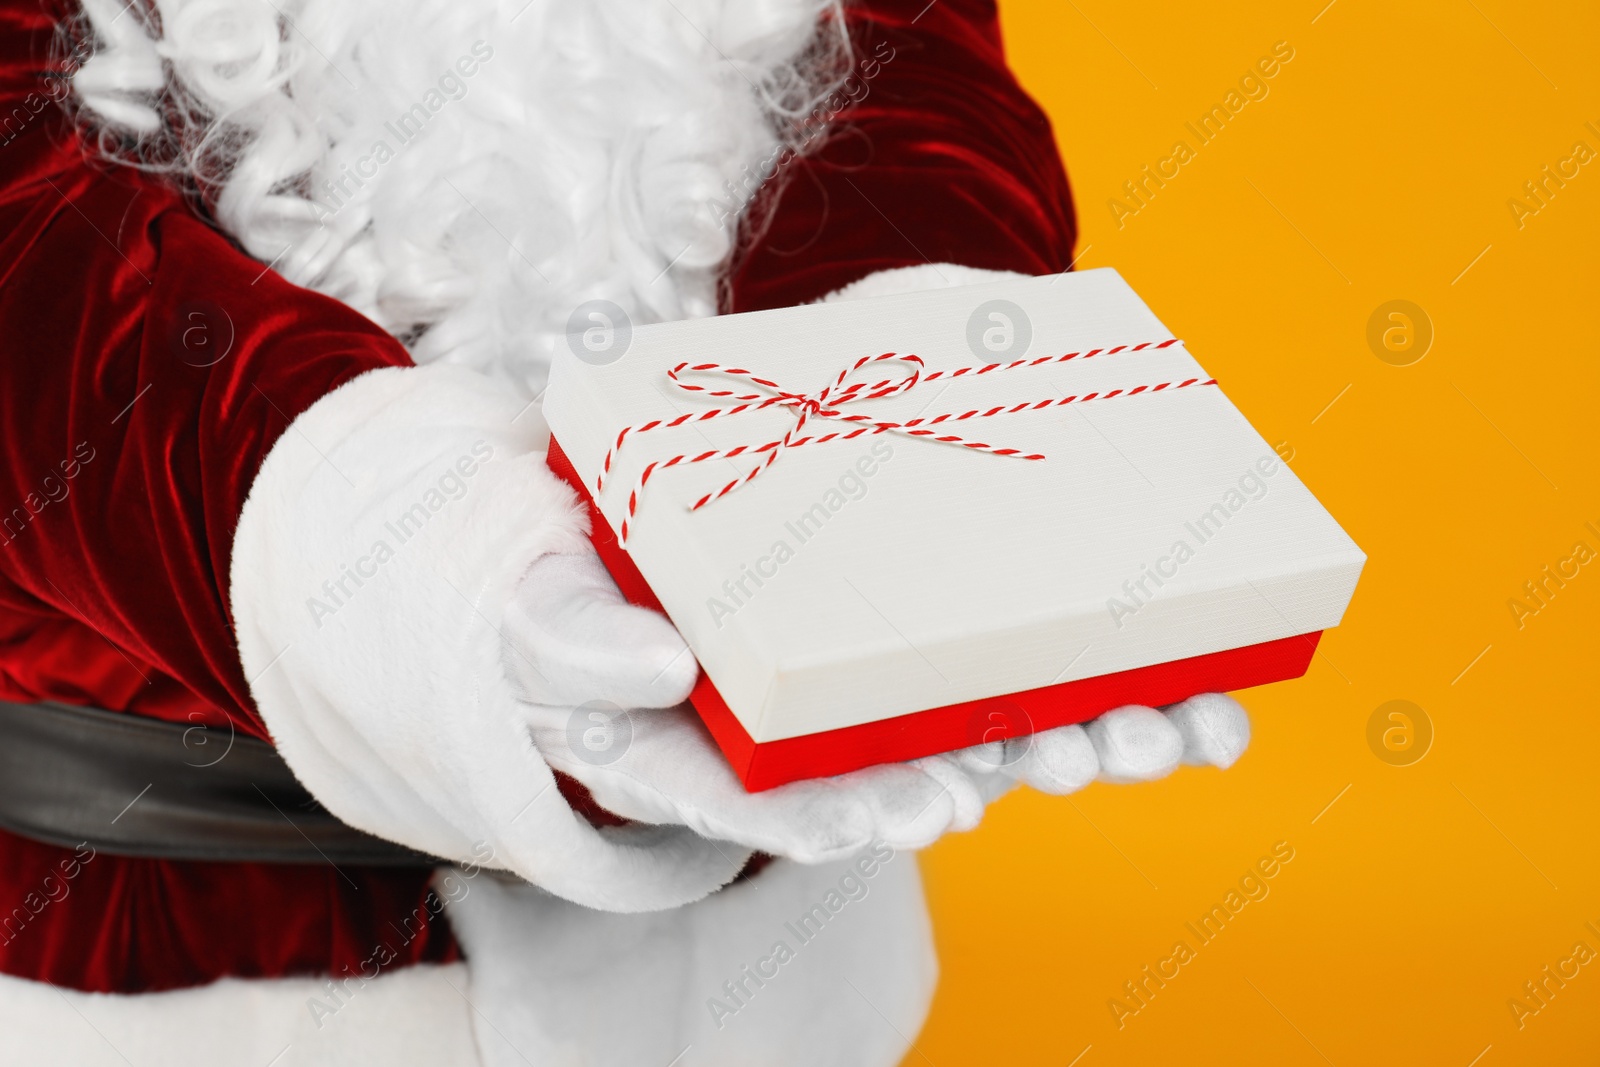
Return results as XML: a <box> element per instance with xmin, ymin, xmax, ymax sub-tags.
<box><xmin>544</xmin><ymin>269</ymin><xmax>1364</xmax><ymax>791</ymax></box>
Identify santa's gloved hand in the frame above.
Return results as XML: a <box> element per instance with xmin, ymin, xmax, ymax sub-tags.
<box><xmin>503</xmin><ymin>552</ymin><xmax>1251</xmax><ymax>864</ymax></box>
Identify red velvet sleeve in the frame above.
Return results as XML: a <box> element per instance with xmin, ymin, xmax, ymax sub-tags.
<box><xmin>0</xmin><ymin>3</ymin><xmax>412</xmax><ymax>738</ymax></box>
<box><xmin>726</xmin><ymin>0</ymin><xmax>1078</xmax><ymax>312</ymax></box>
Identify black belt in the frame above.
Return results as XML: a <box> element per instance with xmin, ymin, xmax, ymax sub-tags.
<box><xmin>0</xmin><ymin>699</ymin><xmax>438</xmax><ymax>866</ymax></box>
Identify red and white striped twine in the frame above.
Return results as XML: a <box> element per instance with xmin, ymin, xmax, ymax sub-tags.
<box><xmin>595</xmin><ymin>339</ymin><xmax>1214</xmax><ymax>544</ymax></box>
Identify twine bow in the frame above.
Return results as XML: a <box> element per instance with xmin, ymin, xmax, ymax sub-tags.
<box><xmin>595</xmin><ymin>339</ymin><xmax>1211</xmax><ymax>544</ymax></box>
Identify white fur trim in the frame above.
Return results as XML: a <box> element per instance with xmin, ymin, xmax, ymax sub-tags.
<box><xmin>819</xmin><ymin>263</ymin><xmax>1032</xmax><ymax>303</ymax></box>
<box><xmin>447</xmin><ymin>854</ymin><xmax>936</xmax><ymax>1067</ymax></box>
<box><xmin>0</xmin><ymin>964</ymin><xmax>479</xmax><ymax>1067</ymax></box>
<box><xmin>231</xmin><ymin>364</ymin><xmax>747</xmax><ymax>910</ymax></box>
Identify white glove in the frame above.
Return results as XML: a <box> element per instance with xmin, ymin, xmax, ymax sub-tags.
<box><xmin>503</xmin><ymin>551</ymin><xmax>1251</xmax><ymax>865</ymax></box>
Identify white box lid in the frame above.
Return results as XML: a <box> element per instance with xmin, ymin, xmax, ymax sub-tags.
<box><xmin>546</xmin><ymin>269</ymin><xmax>1365</xmax><ymax>744</ymax></box>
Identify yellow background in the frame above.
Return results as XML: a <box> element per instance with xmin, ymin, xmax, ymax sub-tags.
<box><xmin>914</xmin><ymin>1</ymin><xmax>1600</xmax><ymax>1064</ymax></box>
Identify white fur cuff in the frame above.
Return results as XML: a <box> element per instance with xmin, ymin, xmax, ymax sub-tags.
<box><xmin>231</xmin><ymin>365</ymin><xmax>745</xmax><ymax>910</ymax></box>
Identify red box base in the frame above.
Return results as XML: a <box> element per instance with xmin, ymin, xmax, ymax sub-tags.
<box><xmin>547</xmin><ymin>437</ymin><xmax>1320</xmax><ymax>791</ymax></box>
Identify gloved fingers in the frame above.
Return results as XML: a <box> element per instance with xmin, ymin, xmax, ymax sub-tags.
<box><xmin>1012</xmin><ymin>723</ymin><xmax>1099</xmax><ymax>795</ymax></box>
<box><xmin>950</xmin><ymin>739</ymin><xmax>1035</xmax><ymax>808</ymax></box>
<box><xmin>692</xmin><ymin>753</ymin><xmax>981</xmax><ymax>860</ymax></box>
<box><xmin>905</xmin><ymin>754</ymin><xmax>988</xmax><ymax>835</ymax></box>
<box><xmin>1165</xmin><ymin>692</ymin><xmax>1251</xmax><ymax>768</ymax></box>
<box><xmin>718</xmin><ymin>756</ymin><xmax>978</xmax><ymax>859</ymax></box>
<box><xmin>503</xmin><ymin>552</ymin><xmax>698</xmax><ymax>710</ymax></box>
<box><xmin>1086</xmin><ymin>705</ymin><xmax>1184</xmax><ymax>783</ymax></box>
<box><xmin>720</xmin><ymin>776</ymin><xmax>893</xmax><ymax>864</ymax></box>
<box><xmin>954</xmin><ymin>695</ymin><xmax>1245</xmax><ymax>792</ymax></box>
<box><xmin>526</xmin><ymin>703</ymin><xmax>702</xmax><ymax>826</ymax></box>
<box><xmin>532</xmin><ymin>702</ymin><xmax>1007</xmax><ymax>864</ymax></box>
<box><xmin>954</xmin><ymin>739</ymin><xmax>1010</xmax><ymax>776</ymax></box>
<box><xmin>531</xmin><ymin>704</ymin><xmax>883</xmax><ymax>863</ymax></box>
<box><xmin>532</xmin><ymin>688</ymin><xmax>1243</xmax><ymax>871</ymax></box>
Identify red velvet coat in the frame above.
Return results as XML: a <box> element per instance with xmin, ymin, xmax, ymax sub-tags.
<box><xmin>0</xmin><ymin>0</ymin><xmax>1075</xmax><ymax>993</ymax></box>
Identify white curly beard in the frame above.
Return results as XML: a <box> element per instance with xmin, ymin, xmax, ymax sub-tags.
<box><xmin>71</xmin><ymin>0</ymin><xmax>840</xmax><ymax>396</ymax></box>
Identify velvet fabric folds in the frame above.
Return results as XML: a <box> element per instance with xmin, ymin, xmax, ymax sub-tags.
<box><xmin>727</xmin><ymin>0</ymin><xmax>1077</xmax><ymax>312</ymax></box>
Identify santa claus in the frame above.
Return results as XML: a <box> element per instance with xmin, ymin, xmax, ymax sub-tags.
<box><xmin>0</xmin><ymin>0</ymin><xmax>1252</xmax><ymax>1063</ymax></box>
